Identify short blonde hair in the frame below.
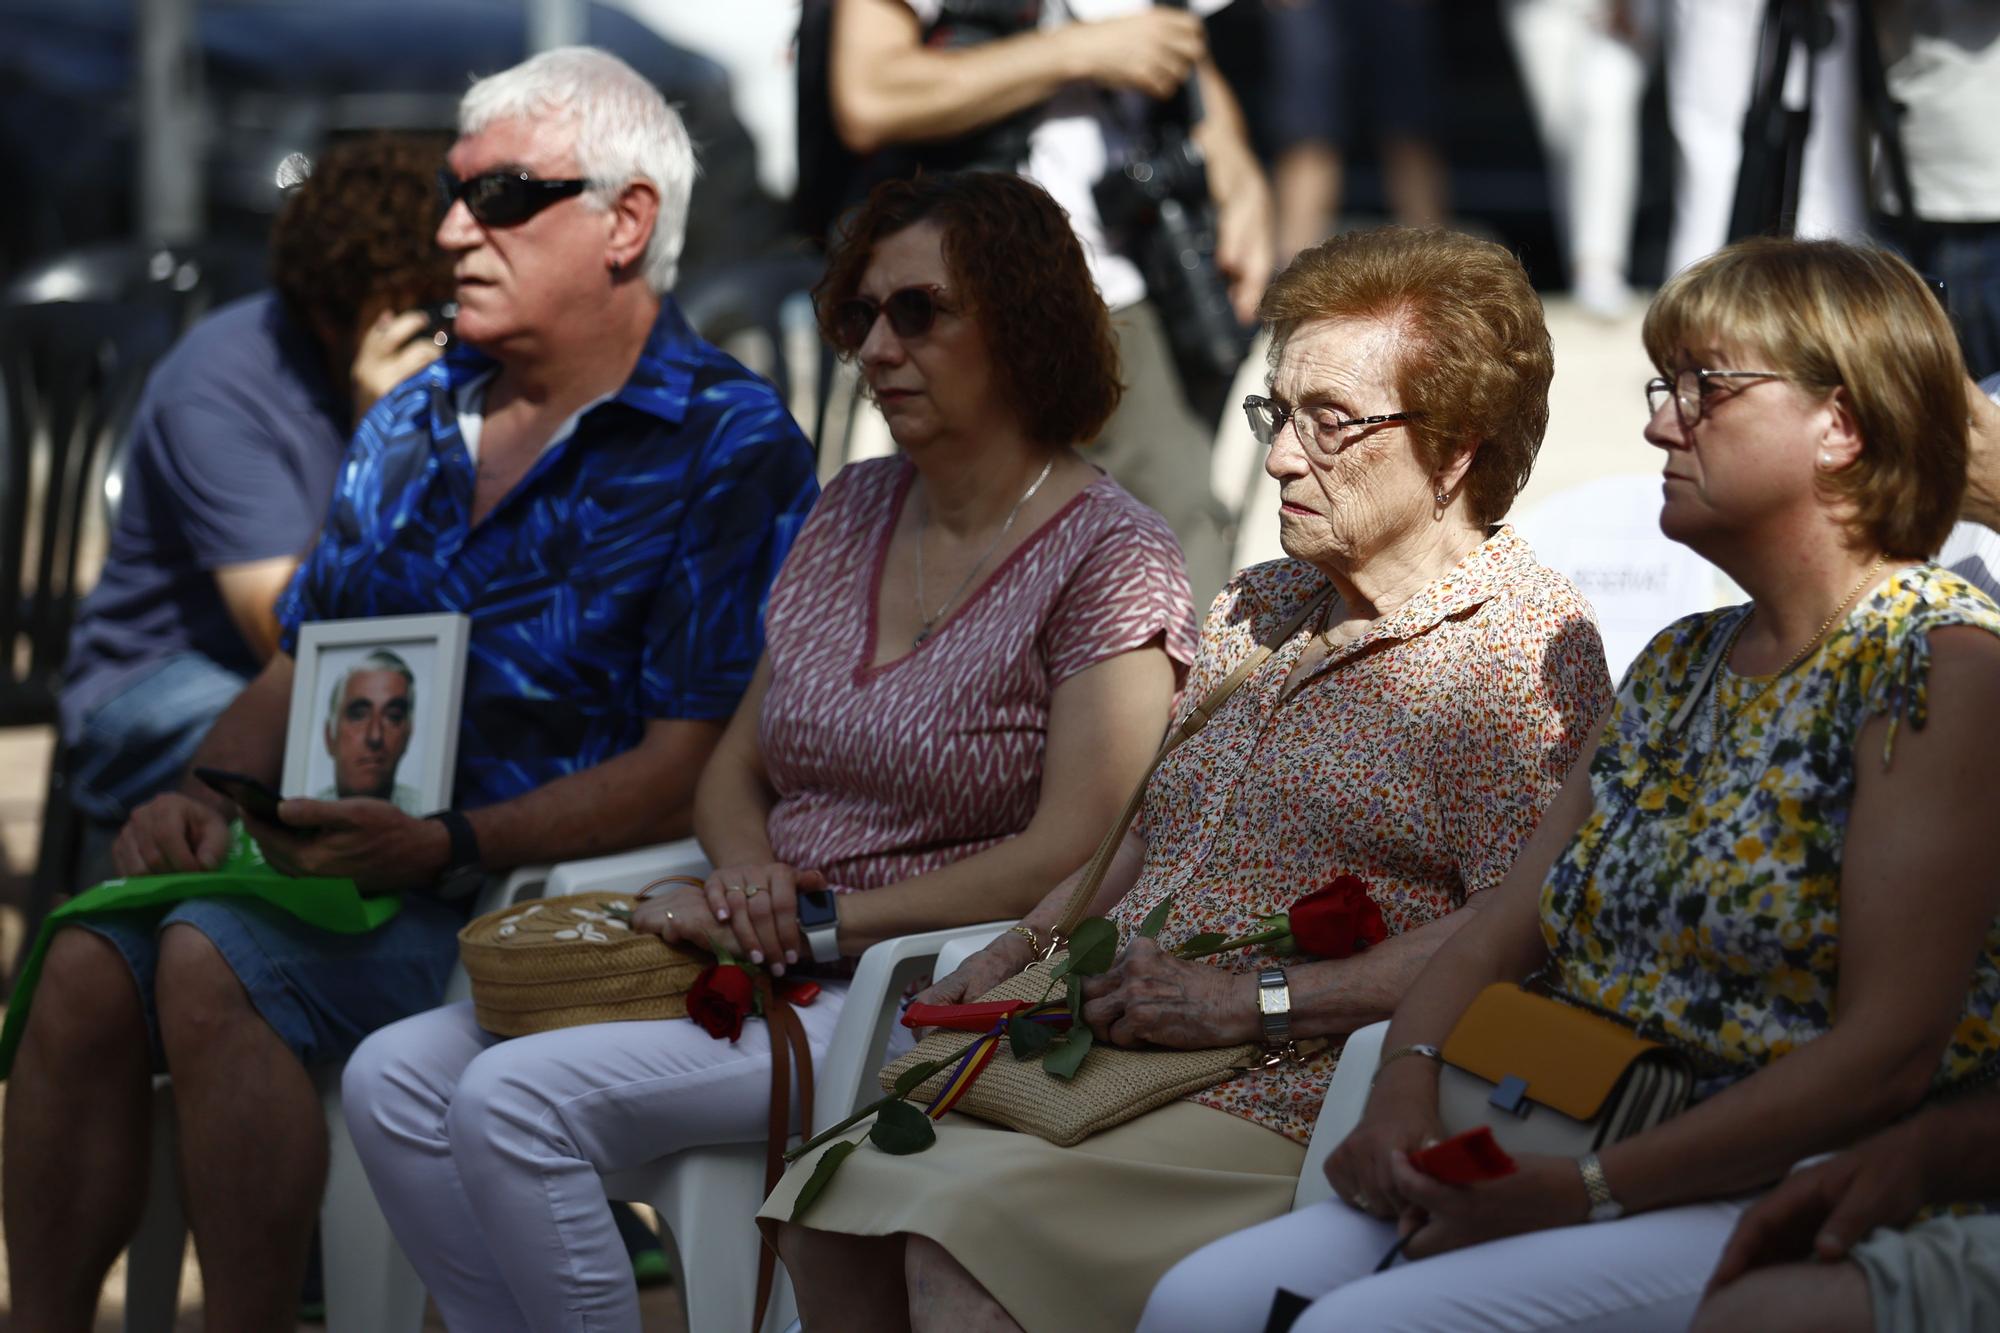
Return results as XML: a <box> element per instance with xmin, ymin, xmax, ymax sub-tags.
<box><xmin>1260</xmin><ymin>226</ymin><xmax>1553</xmax><ymax>525</ymax></box>
<box><xmin>1643</xmin><ymin>237</ymin><xmax>1967</xmax><ymax>557</ymax></box>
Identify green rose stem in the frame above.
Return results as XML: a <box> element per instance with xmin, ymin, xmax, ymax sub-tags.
<box><xmin>1174</xmin><ymin>918</ymin><xmax>1294</xmax><ymax>960</ymax></box>
<box><xmin>784</xmin><ymin>1032</ymin><xmax>989</xmax><ymax>1163</ymax></box>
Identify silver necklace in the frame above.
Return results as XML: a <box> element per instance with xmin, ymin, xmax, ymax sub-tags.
<box><xmin>913</xmin><ymin>457</ymin><xmax>1055</xmax><ymax>647</ymax></box>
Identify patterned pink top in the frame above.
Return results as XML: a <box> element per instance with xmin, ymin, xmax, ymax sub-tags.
<box><xmin>760</xmin><ymin>457</ymin><xmax>1198</xmax><ymax>894</ymax></box>
<box><xmin>1107</xmin><ymin>528</ymin><xmax>1614</xmax><ymax>1141</ymax></box>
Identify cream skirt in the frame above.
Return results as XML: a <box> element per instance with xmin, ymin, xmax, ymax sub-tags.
<box><xmin>759</xmin><ymin>1100</ymin><xmax>1306</xmax><ymax>1332</ymax></box>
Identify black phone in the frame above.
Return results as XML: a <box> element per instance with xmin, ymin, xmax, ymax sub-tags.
<box><xmin>796</xmin><ymin>888</ymin><xmax>840</xmax><ymax>928</ymax></box>
<box><xmin>418</xmin><ymin>300</ymin><xmax>457</xmax><ymax>349</ymax></box>
<box><xmin>193</xmin><ymin>767</ymin><xmax>304</xmax><ymax>830</ymax></box>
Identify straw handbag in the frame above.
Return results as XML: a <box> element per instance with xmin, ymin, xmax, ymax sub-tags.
<box><xmin>459</xmin><ymin>883</ymin><xmax>712</xmax><ymax>1036</ymax></box>
<box><xmin>881</xmin><ymin>588</ymin><xmax>1336</xmax><ymax>1146</ymax></box>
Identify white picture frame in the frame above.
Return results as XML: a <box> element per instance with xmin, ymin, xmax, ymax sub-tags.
<box><xmin>282</xmin><ymin>613</ymin><xmax>470</xmax><ymax>814</ymax></box>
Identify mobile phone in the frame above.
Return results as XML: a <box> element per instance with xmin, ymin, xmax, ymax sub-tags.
<box><xmin>796</xmin><ymin>888</ymin><xmax>840</xmax><ymax>928</ymax></box>
<box><xmin>193</xmin><ymin>766</ymin><xmax>304</xmax><ymax>830</ymax></box>
<box><xmin>418</xmin><ymin>300</ymin><xmax>457</xmax><ymax>349</ymax></box>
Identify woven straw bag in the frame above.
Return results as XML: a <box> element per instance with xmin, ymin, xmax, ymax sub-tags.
<box><xmin>459</xmin><ymin>887</ymin><xmax>712</xmax><ymax>1036</ymax></box>
<box><xmin>880</xmin><ymin>588</ymin><xmax>1334</xmax><ymax>1145</ymax></box>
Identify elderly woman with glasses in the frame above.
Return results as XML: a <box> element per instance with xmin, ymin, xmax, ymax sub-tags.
<box><xmin>762</xmin><ymin>226</ymin><xmax>1614</xmax><ymax>1333</ymax></box>
<box><xmin>339</xmin><ymin>170</ymin><xmax>1200</xmax><ymax>1331</ymax></box>
<box><xmin>1140</xmin><ymin>238</ymin><xmax>2000</xmax><ymax>1333</ymax></box>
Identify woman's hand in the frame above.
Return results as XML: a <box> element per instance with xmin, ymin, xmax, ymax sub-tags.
<box><xmin>1392</xmin><ymin>1151</ymin><xmax>1589</xmax><ymax>1257</ymax></box>
<box><xmin>699</xmin><ymin>861</ymin><xmax>827</xmax><ymax>973</ymax></box>
<box><xmin>629</xmin><ymin>881</ymin><xmax>740</xmax><ymax>957</ymax></box>
<box><xmin>1324</xmin><ymin>1068</ymin><xmax>1445</xmax><ymax>1226</ymax></box>
<box><xmin>1079</xmin><ymin>938</ymin><xmax>1257</xmax><ymax>1049</ymax></box>
<box><xmin>909</xmin><ymin>933</ymin><xmax>1036</xmax><ymax>1013</ymax></box>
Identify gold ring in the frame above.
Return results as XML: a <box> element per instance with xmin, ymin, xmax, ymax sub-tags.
<box><xmin>740</xmin><ymin>884</ymin><xmax>764</xmax><ymax>899</ymax></box>
<box><xmin>1351</xmin><ymin>1193</ymin><xmax>1373</xmax><ymax>1212</ymax></box>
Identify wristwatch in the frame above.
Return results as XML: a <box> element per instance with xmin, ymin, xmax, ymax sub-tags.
<box><xmin>1256</xmin><ymin>965</ymin><xmax>1293</xmax><ymax>1049</ymax></box>
<box><xmin>1577</xmin><ymin>1153</ymin><xmax>1625</xmax><ymax>1222</ymax></box>
<box><xmin>426</xmin><ymin>809</ymin><xmax>484</xmax><ymax>903</ymax></box>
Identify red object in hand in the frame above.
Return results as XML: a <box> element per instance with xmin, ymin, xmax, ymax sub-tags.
<box><xmin>901</xmin><ymin>999</ymin><xmax>1028</xmax><ymax>1032</ymax></box>
<box><xmin>1409</xmin><ymin>1127</ymin><xmax>1518</xmax><ymax>1185</ymax></box>
<box><xmin>1289</xmin><ymin>874</ymin><xmax>1388</xmax><ymax>959</ymax></box>
<box><xmin>687</xmin><ymin>963</ymin><xmax>757</xmax><ymax>1041</ymax></box>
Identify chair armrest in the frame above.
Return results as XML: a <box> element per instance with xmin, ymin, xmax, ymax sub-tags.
<box><xmin>812</xmin><ymin>921</ymin><xmax>1018</xmax><ymax>1134</ymax></box>
<box><xmin>935</xmin><ymin>925</ymin><xmax>1011</xmax><ymax>979</ymax></box>
<box><xmin>543</xmin><ymin>838</ymin><xmax>711</xmax><ymax>897</ymax></box>
<box><xmin>1292</xmin><ymin>1020</ymin><xmax>1389</xmax><ymax>1211</ymax></box>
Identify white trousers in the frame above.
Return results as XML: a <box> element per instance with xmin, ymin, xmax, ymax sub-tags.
<box><xmin>1665</xmin><ymin>0</ymin><xmax>1867</xmax><ymax>275</ymax></box>
<box><xmin>1137</xmin><ymin>1193</ymin><xmax>1753</xmax><ymax>1333</ymax></box>
<box><xmin>1503</xmin><ymin>0</ymin><xmax>1652</xmax><ymax>284</ymax></box>
<box><xmin>341</xmin><ymin>989</ymin><xmax>849</xmax><ymax>1333</ymax></box>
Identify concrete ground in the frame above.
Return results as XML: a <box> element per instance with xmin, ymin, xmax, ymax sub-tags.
<box><xmin>0</xmin><ymin>290</ymin><xmax>1661</xmax><ymax>1330</ymax></box>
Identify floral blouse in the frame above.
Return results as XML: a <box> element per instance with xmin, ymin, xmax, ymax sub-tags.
<box><xmin>1108</xmin><ymin>528</ymin><xmax>1614</xmax><ymax>1142</ymax></box>
<box><xmin>1541</xmin><ymin>563</ymin><xmax>2000</xmax><ymax>1099</ymax></box>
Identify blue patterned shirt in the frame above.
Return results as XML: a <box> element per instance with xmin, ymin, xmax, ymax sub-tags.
<box><xmin>276</xmin><ymin>298</ymin><xmax>817</xmax><ymax>811</ymax></box>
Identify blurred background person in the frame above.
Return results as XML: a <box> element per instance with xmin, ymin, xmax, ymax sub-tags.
<box><xmin>1263</xmin><ymin>0</ymin><xmax>1452</xmax><ymax>265</ymax></box>
<box><xmin>315</xmin><ymin>651</ymin><xmax>421</xmax><ymax>814</ymax></box>
<box><xmin>827</xmin><ymin>0</ymin><xmax>1273</xmax><ymax>606</ymax></box>
<box><xmin>1874</xmin><ymin>0</ymin><xmax>2000</xmax><ymax>383</ymax></box>
<box><xmin>1665</xmin><ymin>0</ymin><xmax>1868</xmax><ymax>274</ymax></box>
<box><xmin>1504</xmin><ymin>0</ymin><xmax>1656</xmax><ymax>320</ymax></box>
<box><xmin>58</xmin><ymin>132</ymin><xmax>452</xmax><ymax>846</ymax></box>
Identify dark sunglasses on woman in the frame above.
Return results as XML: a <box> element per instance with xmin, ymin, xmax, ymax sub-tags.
<box><xmin>831</xmin><ymin>285</ymin><xmax>957</xmax><ymax>352</ymax></box>
<box><xmin>436</xmin><ymin>169</ymin><xmax>590</xmax><ymax>227</ymax></box>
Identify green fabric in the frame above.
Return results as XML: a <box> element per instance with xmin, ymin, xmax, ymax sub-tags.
<box><xmin>0</xmin><ymin>824</ymin><xmax>400</xmax><ymax>1079</ymax></box>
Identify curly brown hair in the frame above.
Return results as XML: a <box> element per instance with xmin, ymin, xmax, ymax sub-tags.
<box><xmin>815</xmin><ymin>172</ymin><xmax>1122</xmax><ymax>448</ymax></box>
<box><xmin>1260</xmin><ymin>227</ymin><xmax>1553</xmax><ymax>526</ymax></box>
<box><xmin>270</xmin><ymin>132</ymin><xmax>456</xmax><ymax>335</ymax></box>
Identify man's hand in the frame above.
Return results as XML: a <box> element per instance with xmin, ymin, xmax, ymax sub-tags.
<box><xmin>1079</xmin><ymin>937</ymin><xmax>1258</xmax><ymax>1049</ymax></box>
<box><xmin>351</xmin><ymin>308</ymin><xmax>445</xmax><ymax>422</ymax></box>
<box><xmin>112</xmin><ymin>792</ymin><xmax>234</xmax><ymax>876</ymax></box>
<box><xmin>1707</xmin><ymin>1130</ymin><xmax>1931</xmax><ymax>1291</ymax></box>
<box><xmin>1962</xmin><ymin>377</ymin><xmax>2000</xmax><ymax>531</ymax></box>
<box><xmin>1058</xmin><ymin>10</ymin><xmax>1206</xmax><ymax>100</ymax></box>
<box><xmin>249</xmin><ymin>797</ymin><xmax>449</xmax><ymax>893</ymax></box>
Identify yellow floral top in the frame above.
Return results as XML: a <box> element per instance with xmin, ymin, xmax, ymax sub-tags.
<box><xmin>1541</xmin><ymin>564</ymin><xmax>2000</xmax><ymax>1098</ymax></box>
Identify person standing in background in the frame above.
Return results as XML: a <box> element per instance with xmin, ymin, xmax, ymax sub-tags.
<box><xmin>1504</xmin><ymin>0</ymin><xmax>1655</xmax><ymax>319</ymax></box>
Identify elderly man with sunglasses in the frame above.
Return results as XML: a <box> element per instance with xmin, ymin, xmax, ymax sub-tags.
<box><xmin>2</xmin><ymin>46</ymin><xmax>816</xmax><ymax>1330</ymax></box>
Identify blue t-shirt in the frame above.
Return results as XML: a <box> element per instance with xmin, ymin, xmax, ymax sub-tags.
<box><xmin>61</xmin><ymin>292</ymin><xmax>349</xmax><ymax>743</ymax></box>
<box><xmin>275</xmin><ymin>297</ymin><xmax>818</xmax><ymax>812</ymax></box>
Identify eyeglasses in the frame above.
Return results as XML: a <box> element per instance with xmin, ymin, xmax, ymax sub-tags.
<box><xmin>436</xmin><ymin>169</ymin><xmax>590</xmax><ymax>227</ymax></box>
<box><xmin>831</xmin><ymin>286</ymin><xmax>957</xmax><ymax>352</ymax></box>
<box><xmin>1645</xmin><ymin>368</ymin><xmax>1789</xmax><ymax>429</ymax></box>
<box><xmin>1241</xmin><ymin>395</ymin><xmax>1419</xmax><ymax>455</ymax></box>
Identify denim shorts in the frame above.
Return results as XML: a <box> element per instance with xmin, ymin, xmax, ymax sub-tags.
<box><xmin>76</xmin><ymin>892</ymin><xmax>465</xmax><ymax>1069</ymax></box>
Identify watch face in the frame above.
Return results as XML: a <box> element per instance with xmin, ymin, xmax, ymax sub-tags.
<box><xmin>1258</xmin><ymin>982</ymin><xmax>1288</xmax><ymax>1015</ymax></box>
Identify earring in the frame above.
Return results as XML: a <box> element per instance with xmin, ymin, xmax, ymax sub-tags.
<box><xmin>1818</xmin><ymin>450</ymin><xmax>1833</xmax><ymax>469</ymax></box>
<box><xmin>1434</xmin><ymin>489</ymin><xmax>1450</xmax><ymax>507</ymax></box>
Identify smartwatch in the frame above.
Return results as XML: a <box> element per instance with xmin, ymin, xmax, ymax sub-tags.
<box><xmin>426</xmin><ymin>809</ymin><xmax>484</xmax><ymax>902</ymax></box>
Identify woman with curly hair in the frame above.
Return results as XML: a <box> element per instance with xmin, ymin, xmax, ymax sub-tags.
<box><xmin>62</xmin><ymin>131</ymin><xmax>455</xmax><ymax>827</ymax></box>
<box><xmin>338</xmin><ymin>170</ymin><xmax>1199</xmax><ymax>1330</ymax></box>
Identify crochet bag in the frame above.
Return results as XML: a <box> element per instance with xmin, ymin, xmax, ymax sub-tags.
<box><xmin>458</xmin><ymin>885</ymin><xmax>711</xmax><ymax>1036</ymax></box>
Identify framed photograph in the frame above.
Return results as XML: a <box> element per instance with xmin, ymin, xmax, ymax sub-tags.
<box><xmin>282</xmin><ymin>613</ymin><xmax>471</xmax><ymax>814</ymax></box>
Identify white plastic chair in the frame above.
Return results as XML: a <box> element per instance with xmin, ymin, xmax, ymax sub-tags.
<box><xmin>1293</xmin><ymin>1020</ymin><xmax>1388</xmax><ymax>1211</ymax></box>
<box><xmin>1510</xmin><ymin>476</ymin><xmax>1737</xmax><ymax>680</ymax></box>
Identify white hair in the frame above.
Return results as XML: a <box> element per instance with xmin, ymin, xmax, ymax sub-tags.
<box><xmin>459</xmin><ymin>46</ymin><xmax>695</xmax><ymax>294</ymax></box>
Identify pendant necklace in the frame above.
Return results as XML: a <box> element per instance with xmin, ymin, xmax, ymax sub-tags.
<box><xmin>913</xmin><ymin>457</ymin><xmax>1056</xmax><ymax>648</ymax></box>
<box><xmin>1695</xmin><ymin>552</ymin><xmax>1887</xmax><ymax>760</ymax></box>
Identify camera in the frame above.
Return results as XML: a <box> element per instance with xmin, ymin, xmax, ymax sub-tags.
<box><xmin>1094</xmin><ymin>135</ymin><xmax>1251</xmax><ymax>380</ymax></box>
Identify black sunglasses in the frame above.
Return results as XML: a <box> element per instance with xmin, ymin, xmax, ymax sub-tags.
<box><xmin>436</xmin><ymin>169</ymin><xmax>589</xmax><ymax>227</ymax></box>
<box><xmin>831</xmin><ymin>286</ymin><xmax>957</xmax><ymax>352</ymax></box>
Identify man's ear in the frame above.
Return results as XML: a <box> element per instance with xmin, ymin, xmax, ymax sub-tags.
<box><xmin>605</xmin><ymin>179</ymin><xmax>660</xmax><ymax>278</ymax></box>
<box><xmin>1819</xmin><ymin>386</ymin><xmax>1865</xmax><ymax>472</ymax></box>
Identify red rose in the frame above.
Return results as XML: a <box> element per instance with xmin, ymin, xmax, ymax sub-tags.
<box><xmin>687</xmin><ymin>963</ymin><xmax>756</xmax><ymax>1041</ymax></box>
<box><xmin>1287</xmin><ymin>874</ymin><xmax>1387</xmax><ymax>959</ymax></box>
